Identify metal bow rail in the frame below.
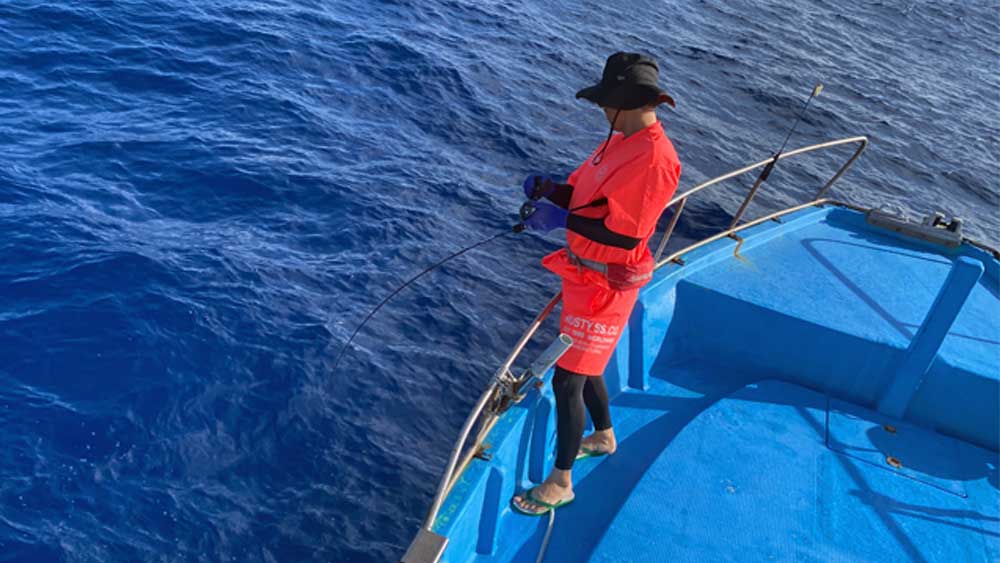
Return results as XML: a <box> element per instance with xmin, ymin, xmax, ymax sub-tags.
<box><xmin>652</xmin><ymin>135</ymin><xmax>869</xmax><ymax>264</ymax></box>
<box><xmin>404</xmin><ymin>135</ymin><xmax>870</xmax><ymax>562</ymax></box>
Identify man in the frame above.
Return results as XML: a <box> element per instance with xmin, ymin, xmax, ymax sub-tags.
<box><xmin>512</xmin><ymin>52</ymin><xmax>682</xmax><ymax>516</ymax></box>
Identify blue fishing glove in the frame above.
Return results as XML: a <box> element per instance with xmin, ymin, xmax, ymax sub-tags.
<box><xmin>523</xmin><ymin>201</ymin><xmax>568</xmax><ymax>233</ymax></box>
<box><xmin>522</xmin><ymin>174</ymin><xmax>556</xmax><ymax>200</ymax></box>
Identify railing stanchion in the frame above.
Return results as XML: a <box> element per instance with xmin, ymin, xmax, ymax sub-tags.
<box><xmin>653</xmin><ymin>197</ymin><xmax>686</xmax><ymax>263</ymax></box>
<box><xmin>814</xmin><ymin>137</ymin><xmax>869</xmax><ymax>200</ymax></box>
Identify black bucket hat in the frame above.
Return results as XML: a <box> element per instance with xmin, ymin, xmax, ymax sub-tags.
<box><xmin>576</xmin><ymin>52</ymin><xmax>676</xmax><ymax>110</ymax></box>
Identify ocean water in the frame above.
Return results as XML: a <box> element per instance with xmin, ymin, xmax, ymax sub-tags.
<box><xmin>0</xmin><ymin>0</ymin><xmax>997</xmax><ymax>561</ymax></box>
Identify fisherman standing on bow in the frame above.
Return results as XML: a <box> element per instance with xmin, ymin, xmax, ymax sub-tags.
<box><xmin>512</xmin><ymin>52</ymin><xmax>682</xmax><ymax>516</ymax></box>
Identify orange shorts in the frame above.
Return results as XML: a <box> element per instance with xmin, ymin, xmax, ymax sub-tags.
<box><xmin>555</xmin><ymin>276</ymin><xmax>639</xmax><ymax>376</ymax></box>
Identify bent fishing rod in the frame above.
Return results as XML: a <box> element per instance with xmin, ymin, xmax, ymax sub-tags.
<box><xmin>328</xmin><ymin>195</ymin><xmax>607</xmax><ymax>374</ymax></box>
<box><xmin>728</xmin><ymin>83</ymin><xmax>823</xmax><ymax>229</ymax></box>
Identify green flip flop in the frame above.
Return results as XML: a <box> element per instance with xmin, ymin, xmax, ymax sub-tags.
<box><xmin>575</xmin><ymin>446</ymin><xmax>612</xmax><ymax>461</ymax></box>
<box><xmin>510</xmin><ymin>487</ymin><xmax>575</xmax><ymax>516</ymax></box>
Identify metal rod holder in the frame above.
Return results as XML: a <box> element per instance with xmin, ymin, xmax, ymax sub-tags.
<box><xmin>528</xmin><ymin>334</ymin><xmax>574</xmax><ymax>378</ymax></box>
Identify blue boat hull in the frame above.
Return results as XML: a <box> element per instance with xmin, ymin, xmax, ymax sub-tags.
<box><xmin>427</xmin><ymin>203</ymin><xmax>999</xmax><ymax>562</ymax></box>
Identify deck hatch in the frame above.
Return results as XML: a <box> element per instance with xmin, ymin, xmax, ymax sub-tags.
<box><xmin>826</xmin><ymin>399</ymin><xmax>992</xmax><ymax>498</ymax></box>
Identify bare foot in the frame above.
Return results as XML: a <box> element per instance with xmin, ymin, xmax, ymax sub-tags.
<box><xmin>580</xmin><ymin>428</ymin><xmax>617</xmax><ymax>456</ymax></box>
<box><xmin>511</xmin><ymin>477</ymin><xmax>574</xmax><ymax>514</ymax></box>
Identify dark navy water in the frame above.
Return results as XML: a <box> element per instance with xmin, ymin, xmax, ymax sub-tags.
<box><xmin>0</xmin><ymin>1</ymin><xmax>997</xmax><ymax>561</ymax></box>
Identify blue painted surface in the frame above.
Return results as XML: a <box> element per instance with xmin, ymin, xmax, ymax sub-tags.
<box><xmin>878</xmin><ymin>256</ymin><xmax>984</xmax><ymax>418</ymax></box>
<box><xmin>433</xmin><ymin>205</ymin><xmax>999</xmax><ymax>562</ymax></box>
<box><xmin>590</xmin><ymin>381</ymin><xmax>998</xmax><ymax>562</ymax></box>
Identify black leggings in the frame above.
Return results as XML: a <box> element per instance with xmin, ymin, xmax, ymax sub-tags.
<box><xmin>552</xmin><ymin>366</ymin><xmax>613</xmax><ymax>471</ymax></box>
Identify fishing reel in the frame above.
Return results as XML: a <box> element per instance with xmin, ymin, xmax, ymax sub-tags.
<box><xmin>512</xmin><ymin>200</ymin><xmax>538</xmax><ymax>233</ymax></box>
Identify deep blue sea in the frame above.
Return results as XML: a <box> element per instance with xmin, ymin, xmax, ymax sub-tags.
<box><xmin>0</xmin><ymin>1</ymin><xmax>997</xmax><ymax>561</ymax></box>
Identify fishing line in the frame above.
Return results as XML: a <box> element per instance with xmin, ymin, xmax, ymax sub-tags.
<box><xmin>329</xmin><ymin>195</ymin><xmax>608</xmax><ymax>374</ymax></box>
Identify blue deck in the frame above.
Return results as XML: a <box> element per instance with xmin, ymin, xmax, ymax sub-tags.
<box><xmin>430</xmin><ymin>204</ymin><xmax>1000</xmax><ymax>562</ymax></box>
<box><xmin>553</xmin><ymin>378</ymin><xmax>998</xmax><ymax>562</ymax></box>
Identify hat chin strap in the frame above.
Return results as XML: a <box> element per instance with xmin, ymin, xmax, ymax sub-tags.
<box><xmin>592</xmin><ymin>109</ymin><xmax>621</xmax><ymax>166</ymax></box>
